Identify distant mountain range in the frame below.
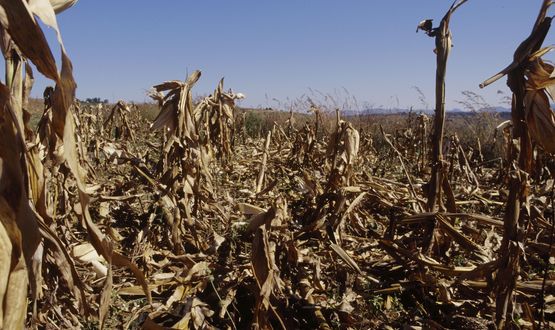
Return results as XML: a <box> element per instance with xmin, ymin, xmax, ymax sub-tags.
<box><xmin>341</xmin><ymin>106</ymin><xmax>511</xmax><ymax>116</ymax></box>
<box><xmin>449</xmin><ymin>106</ymin><xmax>511</xmax><ymax>113</ymax></box>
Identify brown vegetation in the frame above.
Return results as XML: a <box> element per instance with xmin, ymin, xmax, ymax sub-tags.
<box><xmin>2</xmin><ymin>0</ymin><xmax>555</xmax><ymax>329</ymax></box>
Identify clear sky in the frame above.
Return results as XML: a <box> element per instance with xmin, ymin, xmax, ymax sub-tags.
<box><xmin>26</xmin><ymin>1</ymin><xmax>549</xmax><ymax>110</ymax></box>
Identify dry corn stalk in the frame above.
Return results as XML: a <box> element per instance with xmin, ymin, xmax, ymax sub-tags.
<box><xmin>149</xmin><ymin>71</ymin><xmax>219</xmax><ymax>254</ymax></box>
<box><xmin>150</xmin><ymin>71</ymin><xmax>201</xmax><ymax>140</ymax></box>
<box><xmin>103</xmin><ymin>100</ymin><xmax>135</xmax><ymax>141</ymax></box>
<box><xmin>523</xmin><ymin>51</ymin><xmax>555</xmax><ymax>153</ymax></box>
<box><xmin>0</xmin><ymin>85</ymin><xmax>33</xmax><ymax>329</ymax></box>
<box><xmin>326</xmin><ymin>111</ymin><xmax>360</xmax><ymax>186</ymax></box>
<box><xmin>194</xmin><ymin>78</ymin><xmax>244</xmax><ymax>161</ymax></box>
<box><xmin>417</xmin><ymin>0</ymin><xmax>467</xmax><ymax>212</ymax></box>
<box><xmin>0</xmin><ymin>1</ymin><xmax>152</xmax><ymax>328</ymax></box>
<box><xmin>480</xmin><ymin>0</ymin><xmax>552</xmax><ymax>327</ymax></box>
<box><xmin>0</xmin><ymin>1</ymin><xmax>78</xmax><ymax>327</ymax></box>
<box><xmin>249</xmin><ymin>200</ymin><xmax>287</xmax><ymax>329</ymax></box>
<box><xmin>256</xmin><ymin>130</ymin><xmax>272</xmax><ymax>194</ymax></box>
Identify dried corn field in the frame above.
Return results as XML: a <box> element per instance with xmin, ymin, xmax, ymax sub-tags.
<box><xmin>3</xmin><ymin>0</ymin><xmax>555</xmax><ymax>329</ymax></box>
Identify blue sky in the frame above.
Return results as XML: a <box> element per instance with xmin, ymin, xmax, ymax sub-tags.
<box><xmin>28</xmin><ymin>1</ymin><xmax>548</xmax><ymax>110</ymax></box>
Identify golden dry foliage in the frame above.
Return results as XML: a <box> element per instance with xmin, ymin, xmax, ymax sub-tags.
<box><xmin>150</xmin><ymin>71</ymin><xmax>201</xmax><ymax>139</ymax></box>
<box><xmin>22</xmin><ymin>88</ymin><xmax>555</xmax><ymax>328</ymax></box>
<box><xmin>2</xmin><ymin>1</ymin><xmax>555</xmax><ymax>329</ymax></box>
<box><xmin>250</xmin><ymin>203</ymin><xmax>286</xmax><ymax>329</ymax></box>
<box><xmin>0</xmin><ymin>85</ymin><xmax>31</xmax><ymax>329</ymax></box>
<box><xmin>195</xmin><ymin>78</ymin><xmax>244</xmax><ymax>161</ymax></box>
<box><xmin>417</xmin><ymin>0</ymin><xmax>467</xmax><ymax>213</ymax></box>
<box><xmin>480</xmin><ymin>0</ymin><xmax>552</xmax><ymax>327</ymax></box>
<box><xmin>524</xmin><ymin>51</ymin><xmax>555</xmax><ymax>153</ymax></box>
<box><xmin>103</xmin><ymin>100</ymin><xmax>135</xmax><ymax>141</ymax></box>
<box><xmin>0</xmin><ymin>1</ymin><xmax>151</xmax><ymax>328</ymax></box>
<box><xmin>0</xmin><ymin>0</ymin><xmax>77</xmax><ymax>327</ymax></box>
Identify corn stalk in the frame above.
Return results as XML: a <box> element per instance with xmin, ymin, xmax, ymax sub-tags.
<box><xmin>194</xmin><ymin>78</ymin><xmax>244</xmax><ymax>162</ymax></box>
<box><xmin>0</xmin><ymin>2</ymin><xmax>152</xmax><ymax>328</ymax></box>
<box><xmin>149</xmin><ymin>72</ymin><xmax>245</xmax><ymax>253</ymax></box>
<box><xmin>0</xmin><ymin>1</ymin><xmax>80</xmax><ymax>326</ymax></box>
<box><xmin>103</xmin><ymin>100</ymin><xmax>135</xmax><ymax>141</ymax></box>
<box><xmin>480</xmin><ymin>0</ymin><xmax>552</xmax><ymax>327</ymax></box>
<box><xmin>417</xmin><ymin>0</ymin><xmax>467</xmax><ymax>212</ymax></box>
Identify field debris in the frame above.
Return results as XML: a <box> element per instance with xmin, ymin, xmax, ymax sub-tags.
<box><xmin>1</xmin><ymin>0</ymin><xmax>555</xmax><ymax>329</ymax></box>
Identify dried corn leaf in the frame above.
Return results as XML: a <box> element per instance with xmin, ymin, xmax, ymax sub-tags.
<box><xmin>99</xmin><ymin>240</ymin><xmax>113</xmax><ymax>330</ymax></box>
<box><xmin>0</xmin><ymin>0</ymin><xmax>58</xmax><ymax>79</ymax></box>
<box><xmin>330</xmin><ymin>243</ymin><xmax>362</xmax><ymax>274</ymax></box>
<box><xmin>0</xmin><ymin>197</ymin><xmax>27</xmax><ymax>329</ymax></box>
<box><xmin>252</xmin><ymin>226</ymin><xmax>275</xmax><ymax>310</ymax></box>
<box><xmin>38</xmin><ymin>215</ymin><xmax>89</xmax><ymax>312</ymax></box>
<box><xmin>238</xmin><ymin>203</ymin><xmax>266</xmax><ymax>215</ymax></box>
<box><xmin>246</xmin><ymin>206</ymin><xmax>275</xmax><ymax>234</ymax></box>
<box><xmin>524</xmin><ymin>56</ymin><xmax>555</xmax><ymax>152</ymax></box>
<box><xmin>64</xmin><ymin>110</ymin><xmax>152</xmax><ymax>303</ymax></box>
<box><xmin>71</xmin><ymin>242</ymin><xmax>107</xmax><ymax>277</ymax></box>
<box><xmin>49</xmin><ymin>0</ymin><xmax>78</xmax><ymax>13</ymax></box>
<box><xmin>344</xmin><ymin>123</ymin><xmax>359</xmax><ymax>165</ymax></box>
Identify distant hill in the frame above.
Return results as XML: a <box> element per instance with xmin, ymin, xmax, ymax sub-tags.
<box><xmin>341</xmin><ymin>106</ymin><xmax>511</xmax><ymax>116</ymax></box>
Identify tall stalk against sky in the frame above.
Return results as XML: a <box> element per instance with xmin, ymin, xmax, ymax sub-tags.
<box><xmin>417</xmin><ymin>0</ymin><xmax>468</xmax><ymax>212</ymax></box>
<box><xmin>480</xmin><ymin>0</ymin><xmax>553</xmax><ymax>327</ymax></box>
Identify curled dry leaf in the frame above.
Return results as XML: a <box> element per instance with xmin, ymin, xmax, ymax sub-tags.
<box><xmin>524</xmin><ymin>54</ymin><xmax>555</xmax><ymax>153</ymax></box>
<box><xmin>344</xmin><ymin>123</ymin><xmax>359</xmax><ymax>165</ymax></box>
<box><xmin>49</xmin><ymin>0</ymin><xmax>78</xmax><ymax>13</ymax></box>
<box><xmin>71</xmin><ymin>243</ymin><xmax>108</xmax><ymax>277</ymax></box>
<box><xmin>1</xmin><ymin>0</ymin><xmax>554</xmax><ymax>328</ymax></box>
<box><xmin>0</xmin><ymin>197</ymin><xmax>27</xmax><ymax>329</ymax></box>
